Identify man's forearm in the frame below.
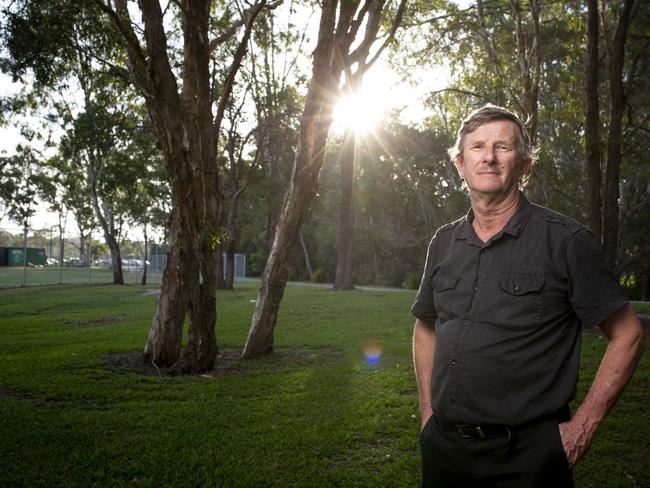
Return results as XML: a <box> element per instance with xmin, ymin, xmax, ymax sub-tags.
<box><xmin>575</xmin><ymin>304</ymin><xmax>645</xmax><ymax>425</ymax></box>
<box><xmin>561</xmin><ymin>303</ymin><xmax>646</xmax><ymax>465</ymax></box>
<box><xmin>413</xmin><ymin>319</ymin><xmax>436</xmax><ymax>428</ymax></box>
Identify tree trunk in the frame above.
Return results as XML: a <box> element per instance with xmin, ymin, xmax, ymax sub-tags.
<box><xmin>79</xmin><ymin>234</ymin><xmax>86</xmax><ymax>265</ymax></box>
<box><xmin>137</xmin><ymin>0</ymin><xmax>217</xmax><ymax>372</ymax></box>
<box><xmin>144</xmin><ymin>211</ymin><xmax>187</xmax><ymax>366</ymax></box>
<box><xmin>242</xmin><ymin>1</ymin><xmax>343</xmax><ymax>358</ymax></box>
<box><xmin>107</xmin><ymin>233</ymin><xmax>124</xmax><ymax>285</ymax></box>
<box><xmin>299</xmin><ymin>230</ymin><xmax>314</xmax><ymax>281</ymax></box>
<box><xmin>333</xmin><ymin>127</ymin><xmax>356</xmax><ymax>290</ymax></box>
<box><xmin>224</xmin><ymin>187</ymin><xmax>246</xmax><ymax>290</ymax></box>
<box><xmin>585</xmin><ymin>0</ymin><xmax>602</xmax><ymax>243</ymax></box>
<box><xmin>511</xmin><ymin>0</ymin><xmax>543</xmax><ymax>202</ymax></box>
<box><xmin>603</xmin><ymin>0</ymin><xmax>637</xmax><ymax>270</ymax></box>
<box><xmin>242</xmin><ymin>0</ymin><xmax>407</xmax><ymax>358</ymax></box>
<box><xmin>476</xmin><ymin>0</ymin><xmax>506</xmax><ymax>106</ymax></box>
<box><xmin>224</xmin><ymin>237</ymin><xmax>236</xmax><ymax>290</ymax></box>
<box><xmin>90</xmin><ymin>168</ymin><xmax>124</xmax><ymax>285</ymax></box>
<box><xmin>141</xmin><ymin>222</ymin><xmax>148</xmax><ymax>286</ymax></box>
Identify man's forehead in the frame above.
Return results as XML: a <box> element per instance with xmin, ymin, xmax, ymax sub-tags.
<box><xmin>465</xmin><ymin>119</ymin><xmax>518</xmax><ymax>140</ymax></box>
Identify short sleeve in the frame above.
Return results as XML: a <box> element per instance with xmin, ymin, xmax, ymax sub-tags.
<box><xmin>410</xmin><ymin>238</ymin><xmax>437</xmax><ymax>325</ymax></box>
<box><xmin>566</xmin><ymin>229</ymin><xmax>628</xmax><ymax>328</ymax></box>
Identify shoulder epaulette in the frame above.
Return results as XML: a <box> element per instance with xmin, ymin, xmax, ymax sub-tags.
<box><xmin>545</xmin><ymin>214</ymin><xmax>586</xmax><ymax>235</ymax></box>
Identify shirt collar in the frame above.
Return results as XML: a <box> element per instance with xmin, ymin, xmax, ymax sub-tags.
<box><xmin>453</xmin><ymin>192</ymin><xmax>532</xmax><ymax>242</ymax></box>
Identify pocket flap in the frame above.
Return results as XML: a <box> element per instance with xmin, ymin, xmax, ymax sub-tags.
<box><xmin>433</xmin><ymin>274</ymin><xmax>460</xmax><ymax>292</ymax></box>
<box><xmin>498</xmin><ymin>275</ymin><xmax>545</xmax><ymax>295</ymax></box>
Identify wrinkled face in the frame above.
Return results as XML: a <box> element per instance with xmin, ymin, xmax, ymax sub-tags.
<box><xmin>454</xmin><ymin>120</ymin><xmax>530</xmax><ymax>197</ymax></box>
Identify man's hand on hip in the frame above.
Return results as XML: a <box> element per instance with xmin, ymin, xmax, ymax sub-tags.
<box><xmin>558</xmin><ymin>420</ymin><xmax>593</xmax><ymax>467</ymax></box>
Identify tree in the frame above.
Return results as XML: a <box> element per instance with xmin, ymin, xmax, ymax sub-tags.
<box><xmin>0</xmin><ymin>146</ymin><xmax>45</xmax><ymax>228</ymax></box>
<box><xmin>584</xmin><ymin>0</ymin><xmax>602</xmax><ymax>243</ymax></box>
<box><xmin>2</xmin><ymin>0</ymin><xmax>275</xmax><ymax>371</ymax></box>
<box><xmin>243</xmin><ymin>0</ymin><xmax>407</xmax><ymax>358</ymax></box>
<box><xmin>94</xmin><ymin>0</ymin><xmax>273</xmax><ymax>372</ymax></box>
<box><xmin>219</xmin><ymin>87</ymin><xmax>261</xmax><ymax>289</ymax></box>
<box><xmin>602</xmin><ymin>0</ymin><xmax>639</xmax><ymax>269</ymax></box>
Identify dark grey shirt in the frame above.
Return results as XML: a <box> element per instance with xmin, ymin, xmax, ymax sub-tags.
<box><xmin>411</xmin><ymin>194</ymin><xmax>628</xmax><ymax>426</ymax></box>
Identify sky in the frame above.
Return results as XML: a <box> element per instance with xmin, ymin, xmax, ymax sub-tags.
<box><xmin>0</xmin><ymin>0</ymin><xmax>471</xmax><ymax>238</ymax></box>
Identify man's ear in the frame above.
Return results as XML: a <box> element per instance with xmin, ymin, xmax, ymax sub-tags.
<box><xmin>520</xmin><ymin>158</ymin><xmax>532</xmax><ymax>179</ymax></box>
<box><xmin>454</xmin><ymin>155</ymin><xmax>464</xmax><ymax>178</ymax></box>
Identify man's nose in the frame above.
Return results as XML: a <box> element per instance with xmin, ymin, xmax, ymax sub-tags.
<box><xmin>482</xmin><ymin>146</ymin><xmax>496</xmax><ymax>163</ymax></box>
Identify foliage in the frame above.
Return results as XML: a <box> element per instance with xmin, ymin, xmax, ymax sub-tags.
<box><xmin>0</xmin><ymin>284</ymin><xmax>648</xmax><ymax>486</ymax></box>
<box><xmin>0</xmin><ymin>145</ymin><xmax>48</xmax><ymax>226</ymax></box>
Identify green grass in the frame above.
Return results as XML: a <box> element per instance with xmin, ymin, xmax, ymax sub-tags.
<box><xmin>0</xmin><ymin>284</ymin><xmax>648</xmax><ymax>487</ymax></box>
<box><xmin>632</xmin><ymin>301</ymin><xmax>650</xmax><ymax>314</ymax></box>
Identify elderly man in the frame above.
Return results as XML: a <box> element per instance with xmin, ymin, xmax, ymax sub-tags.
<box><xmin>411</xmin><ymin>104</ymin><xmax>645</xmax><ymax>487</ymax></box>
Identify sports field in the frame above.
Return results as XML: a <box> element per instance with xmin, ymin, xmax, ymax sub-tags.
<box><xmin>0</xmin><ymin>283</ymin><xmax>648</xmax><ymax>487</ymax></box>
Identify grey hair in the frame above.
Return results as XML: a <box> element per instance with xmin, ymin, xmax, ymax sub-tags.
<box><xmin>447</xmin><ymin>105</ymin><xmax>540</xmax><ymax>186</ymax></box>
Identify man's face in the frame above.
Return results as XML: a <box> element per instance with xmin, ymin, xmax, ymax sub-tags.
<box><xmin>454</xmin><ymin>119</ymin><xmax>530</xmax><ymax>196</ymax></box>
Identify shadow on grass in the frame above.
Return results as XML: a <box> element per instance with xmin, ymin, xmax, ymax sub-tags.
<box><xmin>103</xmin><ymin>347</ymin><xmax>345</xmax><ymax>377</ymax></box>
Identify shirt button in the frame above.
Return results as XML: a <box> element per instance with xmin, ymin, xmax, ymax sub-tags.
<box><xmin>514</xmin><ymin>285</ymin><xmax>521</xmax><ymax>292</ymax></box>
<box><xmin>473</xmin><ymin>285</ymin><xmax>479</xmax><ymax>292</ymax></box>
<box><xmin>462</xmin><ymin>320</ymin><xmax>468</xmax><ymax>326</ymax></box>
<box><xmin>451</xmin><ymin>359</ymin><xmax>457</xmax><ymax>366</ymax></box>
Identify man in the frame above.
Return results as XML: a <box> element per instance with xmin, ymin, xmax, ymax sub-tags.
<box><xmin>411</xmin><ymin>104</ymin><xmax>645</xmax><ymax>487</ymax></box>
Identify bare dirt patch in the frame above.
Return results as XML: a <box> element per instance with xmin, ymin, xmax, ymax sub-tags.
<box><xmin>104</xmin><ymin>347</ymin><xmax>345</xmax><ymax>377</ymax></box>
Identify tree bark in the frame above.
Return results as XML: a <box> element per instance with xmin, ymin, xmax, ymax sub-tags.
<box><xmin>603</xmin><ymin>0</ymin><xmax>637</xmax><ymax>270</ymax></box>
<box><xmin>144</xmin><ymin>210</ymin><xmax>186</xmax><ymax>366</ymax></box>
<box><xmin>333</xmin><ymin>127</ymin><xmax>356</xmax><ymax>290</ymax></box>
<box><xmin>585</xmin><ymin>0</ymin><xmax>602</xmax><ymax>243</ymax></box>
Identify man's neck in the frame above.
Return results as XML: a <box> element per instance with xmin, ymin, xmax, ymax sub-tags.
<box><xmin>469</xmin><ymin>190</ymin><xmax>521</xmax><ymax>243</ymax></box>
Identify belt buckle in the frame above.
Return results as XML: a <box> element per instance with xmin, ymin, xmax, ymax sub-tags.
<box><xmin>456</xmin><ymin>424</ymin><xmax>485</xmax><ymax>439</ymax></box>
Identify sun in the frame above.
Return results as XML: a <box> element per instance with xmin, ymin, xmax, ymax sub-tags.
<box><xmin>331</xmin><ymin>88</ymin><xmax>385</xmax><ymax>135</ymax></box>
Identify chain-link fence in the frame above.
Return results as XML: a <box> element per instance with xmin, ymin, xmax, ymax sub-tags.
<box><xmin>0</xmin><ymin>226</ymin><xmax>246</xmax><ymax>289</ymax></box>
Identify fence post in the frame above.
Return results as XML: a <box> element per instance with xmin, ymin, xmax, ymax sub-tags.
<box><xmin>58</xmin><ymin>230</ymin><xmax>64</xmax><ymax>285</ymax></box>
<box><xmin>22</xmin><ymin>225</ymin><xmax>28</xmax><ymax>287</ymax></box>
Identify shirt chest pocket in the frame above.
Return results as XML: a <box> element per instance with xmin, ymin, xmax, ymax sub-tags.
<box><xmin>431</xmin><ymin>273</ymin><xmax>462</xmax><ymax>322</ymax></box>
<box><xmin>498</xmin><ymin>275</ymin><xmax>545</xmax><ymax>296</ymax></box>
<box><xmin>493</xmin><ymin>265</ymin><xmax>546</xmax><ymax>327</ymax></box>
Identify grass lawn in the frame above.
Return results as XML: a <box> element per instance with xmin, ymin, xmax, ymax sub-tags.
<box><xmin>0</xmin><ymin>284</ymin><xmax>648</xmax><ymax>487</ymax></box>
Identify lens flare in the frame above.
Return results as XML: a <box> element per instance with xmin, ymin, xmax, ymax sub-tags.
<box><xmin>362</xmin><ymin>339</ymin><xmax>384</xmax><ymax>366</ymax></box>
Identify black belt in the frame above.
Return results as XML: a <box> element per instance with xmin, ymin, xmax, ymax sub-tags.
<box><xmin>437</xmin><ymin>406</ymin><xmax>570</xmax><ymax>441</ymax></box>
<box><xmin>454</xmin><ymin>423</ymin><xmax>511</xmax><ymax>440</ymax></box>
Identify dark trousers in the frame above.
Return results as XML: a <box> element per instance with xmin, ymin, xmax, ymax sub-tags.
<box><xmin>420</xmin><ymin>414</ymin><xmax>574</xmax><ymax>488</ymax></box>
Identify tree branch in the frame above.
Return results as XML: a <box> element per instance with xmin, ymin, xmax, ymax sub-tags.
<box><xmin>208</xmin><ymin>0</ymin><xmax>282</xmax><ymax>52</ymax></box>
<box><xmin>93</xmin><ymin>0</ymin><xmax>152</xmax><ymax>97</ymax></box>
<box><xmin>213</xmin><ymin>1</ymin><xmax>267</xmax><ymax>141</ymax></box>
